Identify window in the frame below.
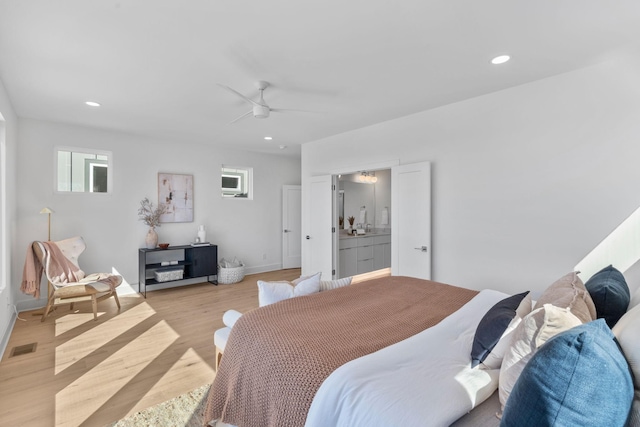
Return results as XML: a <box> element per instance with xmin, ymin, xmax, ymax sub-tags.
<box><xmin>221</xmin><ymin>166</ymin><xmax>252</xmax><ymax>199</ymax></box>
<box><xmin>56</xmin><ymin>147</ymin><xmax>112</xmax><ymax>193</ymax></box>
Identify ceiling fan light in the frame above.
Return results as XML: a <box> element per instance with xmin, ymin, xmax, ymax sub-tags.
<box><xmin>253</xmin><ymin>105</ymin><xmax>270</xmax><ymax>118</ymax></box>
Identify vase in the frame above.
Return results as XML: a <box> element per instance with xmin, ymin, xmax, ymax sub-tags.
<box><xmin>146</xmin><ymin>227</ymin><xmax>158</xmax><ymax>249</ymax></box>
<box><xmin>197</xmin><ymin>225</ymin><xmax>206</xmax><ymax>243</ymax></box>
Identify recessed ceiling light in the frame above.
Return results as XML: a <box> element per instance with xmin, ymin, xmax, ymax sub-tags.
<box><xmin>85</xmin><ymin>101</ymin><xmax>101</xmax><ymax>107</ymax></box>
<box><xmin>264</xmin><ymin>136</ymin><xmax>273</xmax><ymax>140</ymax></box>
<box><xmin>279</xmin><ymin>145</ymin><xmax>287</xmax><ymax>150</ymax></box>
<box><xmin>491</xmin><ymin>55</ymin><xmax>510</xmax><ymax>65</ymax></box>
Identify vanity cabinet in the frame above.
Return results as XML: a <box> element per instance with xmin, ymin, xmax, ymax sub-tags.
<box><xmin>339</xmin><ymin>238</ymin><xmax>358</xmax><ymax>278</ymax></box>
<box><xmin>339</xmin><ymin>234</ymin><xmax>391</xmax><ymax>278</ymax></box>
<box><xmin>356</xmin><ymin>236</ymin><xmax>375</xmax><ymax>274</ymax></box>
<box><xmin>373</xmin><ymin>235</ymin><xmax>391</xmax><ymax>270</ymax></box>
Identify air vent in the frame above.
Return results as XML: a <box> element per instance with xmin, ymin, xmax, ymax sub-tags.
<box><xmin>9</xmin><ymin>342</ymin><xmax>37</xmax><ymax>357</ymax></box>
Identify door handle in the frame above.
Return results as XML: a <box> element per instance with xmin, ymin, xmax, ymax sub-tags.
<box><xmin>284</xmin><ymin>229</ymin><xmax>291</xmax><ymax>233</ymax></box>
<box><xmin>414</xmin><ymin>246</ymin><xmax>428</xmax><ymax>252</ymax></box>
<box><xmin>306</xmin><ymin>235</ymin><xmax>311</xmax><ymax>240</ymax></box>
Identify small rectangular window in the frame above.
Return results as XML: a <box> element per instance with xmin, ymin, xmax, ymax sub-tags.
<box><xmin>221</xmin><ymin>166</ymin><xmax>252</xmax><ymax>199</ymax></box>
<box><xmin>55</xmin><ymin>147</ymin><xmax>112</xmax><ymax>194</ymax></box>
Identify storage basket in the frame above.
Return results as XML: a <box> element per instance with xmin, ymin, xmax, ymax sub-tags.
<box><xmin>218</xmin><ymin>264</ymin><xmax>245</xmax><ymax>284</ymax></box>
<box><xmin>154</xmin><ymin>268</ymin><xmax>184</xmax><ymax>282</ymax></box>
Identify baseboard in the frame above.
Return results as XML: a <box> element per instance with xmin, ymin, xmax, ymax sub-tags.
<box><xmin>15</xmin><ymin>298</ymin><xmax>46</xmax><ymax>313</ymax></box>
<box><xmin>244</xmin><ymin>263</ymin><xmax>283</xmax><ymax>276</ymax></box>
<box><xmin>0</xmin><ymin>310</ymin><xmax>17</xmax><ymax>360</ymax></box>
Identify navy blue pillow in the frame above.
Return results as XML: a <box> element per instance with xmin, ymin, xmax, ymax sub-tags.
<box><xmin>471</xmin><ymin>291</ymin><xmax>529</xmax><ymax>368</ymax></box>
<box><xmin>501</xmin><ymin>319</ymin><xmax>634</xmax><ymax>427</ymax></box>
<box><xmin>585</xmin><ymin>265</ymin><xmax>630</xmax><ymax>328</ymax></box>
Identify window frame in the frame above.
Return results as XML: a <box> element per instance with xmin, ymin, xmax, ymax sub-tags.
<box><xmin>221</xmin><ymin>165</ymin><xmax>253</xmax><ymax>200</ymax></box>
<box><xmin>54</xmin><ymin>146</ymin><xmax>113</xmax><ymax>195</ymax></box>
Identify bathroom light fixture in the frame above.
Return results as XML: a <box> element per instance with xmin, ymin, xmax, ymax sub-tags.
<box><xmin>491</xmin><ymin>55</ymin><xmax>510</xmax><ymax>65</ymax></box>
<box><xmin>85</xmin><ymin>101</ymin><xmax>101</xmax><ymax>107</ymax></box>
<box><xmin>358</xmin><ymin>171</ymin><xmax>378</xmax><ymax>184</ymax></box>
<box><xmin>264</xmin><ymin>136</ymin><xmax>273</xmax><ymax>140</ymax></box>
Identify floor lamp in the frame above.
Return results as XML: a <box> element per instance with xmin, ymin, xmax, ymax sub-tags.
<box><xmin>40</xmin><ymin>207</ymin><xmax>53</xmax><ymax>241</ymax></box>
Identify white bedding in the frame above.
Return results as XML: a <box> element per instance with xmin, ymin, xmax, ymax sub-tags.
<box><xmin>305</xmin><ymin>289</ymin><xmax>509</xmax><ymax>427</ymax></box>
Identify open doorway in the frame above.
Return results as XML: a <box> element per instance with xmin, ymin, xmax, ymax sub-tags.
<box><xmin>304</xmin><ymin>161</ymin><xmax>430</xmax><ymax>281</ymax></box>
<box><xmin>335</xmin><ymin>169</ymin><xmax>391</xmax><ymax>278</ymax></box>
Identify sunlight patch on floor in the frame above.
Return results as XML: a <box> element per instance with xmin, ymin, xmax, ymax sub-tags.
<box><xmin>55</xmin><ymin>302</ymin><xmax>157</xmax><ymax>374</ymax></box>
<box><xmin>55</xmin><ymin>320</ymin><xmax>179</xmax><ymax>427</ymax></box>
<box><xmin>575</xmin><ymin>205</ymin><xmax>640</xmax><ymax>280</ymax></box>
<box><xmin>123</xmin><ymin>347</ymin><xmax>215</xmax><ymax>417</ymax></box>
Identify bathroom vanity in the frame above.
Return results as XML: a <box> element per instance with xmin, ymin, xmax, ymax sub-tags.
<box><xmin>338</xmin><ymin>231</ymin><xmax>391</xmax><ymax>278</ymax></box>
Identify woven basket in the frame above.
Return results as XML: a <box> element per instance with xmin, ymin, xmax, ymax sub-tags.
<box><xmin>218</xmin><ymin>264</ymin><xmax>245</xmax><ymax>284</ymax></box>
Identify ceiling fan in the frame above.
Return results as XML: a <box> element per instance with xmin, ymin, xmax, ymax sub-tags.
<box><xmin>218</xmin><ymin>80</ymin><xmax>302</xmax><ymax>123</ymax></box>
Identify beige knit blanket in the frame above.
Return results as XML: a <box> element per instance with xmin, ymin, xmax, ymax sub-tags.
<box><xmin>203</xmin><ymin>276</ymin><xmax>478</xmax><ymax>427</ymax></box>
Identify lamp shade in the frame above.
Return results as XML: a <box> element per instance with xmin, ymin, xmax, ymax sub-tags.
<box><xmin>40</xmin><ymin>207</ymin><xmax>53</xmax><ymax>214</ymax></box>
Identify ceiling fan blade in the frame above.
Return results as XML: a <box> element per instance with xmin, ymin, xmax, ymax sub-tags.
<box><xmin>229</xmin><ymin>110</ymin><xmax>253</xmax><ymax>124</ymax></box>
<box><xmin>218</xmin><ymin>84</ymin><xmax>260</xmax><ymax>107</ymax></box>
<box><xmin>270</xmin><ymin>108</ymin><xmax>319</xmax><ymax>114</ymax></box>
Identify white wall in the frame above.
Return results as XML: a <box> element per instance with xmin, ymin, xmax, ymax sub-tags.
<box><xmin>302</xmin><ymin>52</ymin><xmax>640</xmax><ymax>297</ymax></box>
<box><xmin>14</xmin><ymin>119</ymin><xmax>300</xmax><ymax>310</ymax></box>
<box><xmin>0</xmin><ymin>77</ymin><xmax>18</xmax><ymax>357</ymax></box>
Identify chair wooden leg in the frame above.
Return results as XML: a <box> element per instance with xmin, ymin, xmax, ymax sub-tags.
<box><xmin>41</xmin><ymin>283</ymin><xmax>56</xmax><ymax>322</ymax></box>
<box><xmin>91</xmin><ymin>295</ymin><xmax>98</xmax><ymax>321</ymax></box>
<box><xmin>112</xmin><ymin>291</ymin><xmax>121</xmax><ymax>310</ymax></box>
<box><xmin>69</xmin><ymin>302</ymin><xmax>74</xmax><ymax>311</ymax></box>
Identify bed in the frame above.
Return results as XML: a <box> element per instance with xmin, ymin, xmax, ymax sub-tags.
<box><xmin>203</xmin><ymin>276</ymin><xmax>508</xmax><ymax>426</ymax></box>
<box><xmin>203</xmin><ymin>272</ymin><xmax>639</xmax><ymax>427</ymax></box>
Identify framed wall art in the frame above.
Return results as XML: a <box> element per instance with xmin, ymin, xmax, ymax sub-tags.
<box><xmin>158</xmin><ymin>173</ymin><xmax>194</xmax><ymax>223</ymax></box>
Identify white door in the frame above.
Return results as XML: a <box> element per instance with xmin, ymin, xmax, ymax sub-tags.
<box><xmin>282</xmin><ymin>185</ymin><xmax>302</xmax><ymax>269</ymax></box>
<box><xmin>392</xmin><ymin>162</ymin><xmax>431</xmax><ymax>279</ymax></box>
<box><xmin>303</xmin><ymin>175</ymin><xmax>333</xmax><ymax>278</ymax></box>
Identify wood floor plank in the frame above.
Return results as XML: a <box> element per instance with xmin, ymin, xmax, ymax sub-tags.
<box><xmin>0</xmin><ymin>268</ymin><xmax>301</xmax><ymax>426</ymax></box>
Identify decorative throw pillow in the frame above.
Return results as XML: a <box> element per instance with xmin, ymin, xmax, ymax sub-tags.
<box><xmin>585</xmin><ymin>265</ymin><xmax>630</xmax><ymax>328</ymax></box>
<box><xmin>471</xmin><ymin>291</ymin><xmax>531</xmax><ymax>368</ymax></box>
<box><xmin>613</xmin><ymin>303</ymin><xmax>640</xmax><ymax>423</ymax></box>
<box><xmin>498</xmin><ymin>304</ymin><xmax>582</xmax><ymax>412</ymax></box>
<box><xmin>501</xmin><ymin>319</ymin><xmax>634</xmax><ymax>427</ymax></box>
<box><xmin>222</xmin><ymin>309</ymin><xmax>243</xmax><ymax>328</ymax></box>
<box><xmin>533</xmin><ymin>271</ymin><xmax>596</xmax><ymax>324</ymax></box>
<box><xmin>320</xmin><ymin>277</ymin><xmax>352</xmax><ymax>292</ymax></box>
<box><xmin>257</xmin><ymin>272</ymin><xmax>321</xmax><ymax>307</ymax></box>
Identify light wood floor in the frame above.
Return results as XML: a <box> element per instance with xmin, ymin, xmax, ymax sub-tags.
<box><xmin>0</xmin><ymin>268</ymin><xmax>389</xmax><ymax>426</ymax></box>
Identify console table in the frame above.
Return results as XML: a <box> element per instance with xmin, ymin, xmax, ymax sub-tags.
<box><xmin>138</xmin><ymin>244</ymin><xmax>218</xmax><ymax>297</ymax></box>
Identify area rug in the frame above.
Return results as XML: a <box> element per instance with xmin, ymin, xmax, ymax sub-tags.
<box><xmin>108</xmin><ymin>384</ymin><xmax>210</xmax><ymax>427</ymax></box>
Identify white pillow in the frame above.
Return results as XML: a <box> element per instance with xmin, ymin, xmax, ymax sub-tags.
<box><xmin>320</xmin><ymin>277</ymin><xmax>352</xmax><ymax>292</ymax></box>
<box><xmin>498</xmin><ymin>304</ymin><xmax>582</xmax><ymax>412</ymax></box>
<box><xmin>257</xmin><ymin>272</ymin><xmax>321</xmax><ymax>307</ymax></box>
<box><xmin>480</xmin><ymin>293</ymin><xmax>532</xmax><ymax>370</ymax></box>
<box><xmin>222</xmin><ymin>309</ymin><xmax>243</xmax><ymax>328</ymax></box>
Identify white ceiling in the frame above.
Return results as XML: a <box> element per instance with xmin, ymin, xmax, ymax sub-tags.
<box><xmin>1</xmin><ymin>1</ymin><xmax>639</xmax><ymax>157</ymax></box>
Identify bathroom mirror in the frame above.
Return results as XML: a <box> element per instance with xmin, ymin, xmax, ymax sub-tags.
<box><xmin>338</xmin><ymin>170</ymin><xmax>390</xmax><ymax>230</ymax></box>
